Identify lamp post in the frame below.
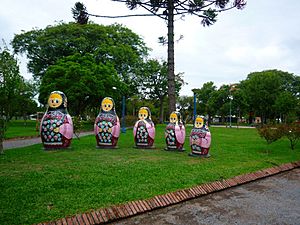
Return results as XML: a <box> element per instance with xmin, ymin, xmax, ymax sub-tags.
<box><xmin>113</xmin><ymin>87</ymin><xmax>126</xmax><ymax>133</ymax></box>
<box><xmin>121</xmin><ymin>95</ymin><xmax>126</xmax><ymax>133</ymax></box>
<box><xmin>229</xmin><ymin>95</ymin><xmax>233</xmax><ymax>128</ymax></box>
<box><xmin>228</xmin><ymin>84</ymin><xmax>236</xmax><ymax>128</ymax></box>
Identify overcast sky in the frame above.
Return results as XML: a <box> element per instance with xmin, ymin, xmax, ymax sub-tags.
<box><xmin>1</xmin><ymin>0</ymin><xmax>300</xmax><ymax>96</ymax></box>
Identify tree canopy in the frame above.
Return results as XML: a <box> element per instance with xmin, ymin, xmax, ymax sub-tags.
<box><xmin>193</xmin><ymin>81</ymin><xmax>218</xmax><ymax>122</ymax></box>
<box><xmin>39</xmin><ymin>53</ymin><xmax>122</xmax><ymax>116</ymax></box>
<box><xmin>192</xmin><ymin>70</ymin><xmax>300</xmax><ymax>125</ymax></box>
<box><xmin>239</xmin><ymin>69</ymin><xmax>300</xmax><ymax>123</ymax></box>
<box><xmin>11</xmin><ymin>22</ymin><xmax>149</xmax><ymax>96</ymax></box>
<box><xmin>11</xmin><ymin>21</ymin><xmax>158</xmax><ymax>119</ymax></box>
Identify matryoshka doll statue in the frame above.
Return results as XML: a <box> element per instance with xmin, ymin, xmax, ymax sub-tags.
<box><xmin>94</xmin><ymin>97</ymin><xmax>120</xmax><ymax>148</ymax></box>
<box><xmin>133</xmin><ymin>107</ymin><xmax>155</xmax><ymax>148</ymax></box>
<box><xmin>40</xmin><ymin>91</ymin><xmax>73</xmax><ymax>149</ymax></box>
<box><xmin>189</xmin><ymin>116</ymin><xmax>211</xmax><ymax>157</ymax></box>
<box><xmin>165</xmin><ymin>111</ymin><xmax>186</xmax><ymax>151</ymax></box>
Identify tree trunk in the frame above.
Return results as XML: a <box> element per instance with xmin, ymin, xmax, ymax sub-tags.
<box><xmin>167</xmin><ymin>0</ymin><xmax>176</xmax><ymax>114</ymax></box>
<box><xmin>159</xmin><ymin>96</ymin><xmax>164</xmax><ymax>124</ymax></box>
<box><xmin>0</xmin><ymin>140</ymin><xmax>3</xmax><ymax>155</ymax></box>
<box><xmin>0</xmin><ymin>117</ymin><xmax>5</xmax><ymax>154</ymax></box>
<box><xmin>207</xmin><ymin>114</ymin><xmax>211</xmax><ymax>126</ymax></box>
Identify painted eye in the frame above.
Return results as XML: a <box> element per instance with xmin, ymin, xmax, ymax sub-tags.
<box><xmin>108</xmin><ymin>104</ymin><xmax>111</xmax><ymax>108</ymax></box>
<box><xmin>56</xmin><ymin>100</ymin><xmax>59</xmax><ymax>103</ymax></box>
<box><xmin>104</xmin><ymin>104</ymin><xmax>107</xmax><ymax>108</ymax></box>
<box><xmin>52</xmin><ymin>100</ymin><xmax>54</xmax><ymax>103</ymax></box>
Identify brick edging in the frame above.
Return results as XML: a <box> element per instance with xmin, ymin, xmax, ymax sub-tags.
<box><xmin>36</xmin><ymin>161</ymin><xmax>300</xmax><ymax>225</ymax></box>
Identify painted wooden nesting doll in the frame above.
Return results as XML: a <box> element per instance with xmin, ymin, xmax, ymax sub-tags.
<box><xmin>40</xmin><ymin>91</ymin><xmax>73</xmax><ymax>149</ymax></box>
<box><xmin>94</xmin><ymin>97</ymin><xmax>120</xmax><ymax>148</ymax></box>
<box><xmin>189</xmin><ymin>116</ymin><xmax>211</xmax><ymax>157</ymax></box>
<box><xmin>133</xmin><ymin>107</ymin><xmax>155</xmax><ymax>148</ymax></box>
<box><xmin>165</xmin><ymin>111</ymin><xmax>186</xmax><ymax>151</ymax></box>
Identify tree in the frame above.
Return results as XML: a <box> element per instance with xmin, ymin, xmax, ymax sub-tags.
<box><xmin>229</xmin><ymin>84</ymin><xmax>249</xmax><ymax>124</ymax></box>
<box><xmin>194</xmin><ymin>81</ymin><xmax>217</xmax><ymax>123</ymax></box>
<box><xmin>274</xmin><ymin>91</ymin><xmax>298</xmax><ymax>123</ymax></box>
<box><xmin>72</xmin><ymin>2</ymin><xmax>89</xmax><ymax>24</ymax></box>
<box><xmin>137</xmin><ymin>58</ymin><xmax>185</xmax><ymax>123</ymax></box>
<box><xmin>0</xmin><ymin>48</ymin><xmax>23</xmax><ymax>154</ymax></box>
<box><xmin>13</xmin><ymin>79</ymin><xmax>38</xmax><ymax>120</ymax></box>
<box><xmin>39</xmin><ymin>53</ymin><xmax>122</xmax><ymax>116</ymax></box>
<box><xmin>177</xmin><ymin>95</ymin><xmax>193</xmax><ymax>124</ymax></box>
<box><xmin>12</xmin><ymin>22</ymin><xmax>149</xmax><ymax>97</ymax></box>
<box><xmin>210</xmin><ymin>84</ymin><xmax>231</xmax><ymax>123</ymax></box>
<box><xmin>93</xmin><ymin>0</ymin><xmax>246</xmax><ymax>113</ymax></box>
<box><xmin>257</xmin><ymin>125</ymin><xmax>283</xmax><ymax>145</ymax></box>
<box><xmin>239</xmin><ymin>70</ymin><xmax>299</xmax><ymax>124</ymax></box>
<box><xmin>211</xmin><ymin>84</ymin><xmax>247</xmax><ymax>125</ymax></box>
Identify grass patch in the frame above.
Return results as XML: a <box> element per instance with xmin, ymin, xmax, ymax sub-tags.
<box><xmin>5</xmin><ymin>120</ymin><xmax>39</xmax><ymax>139</ymax></box>
<box><xmin>0</xmin><ymin>125</ymin><xmax>299</xmax><ymax>225</ymax></box>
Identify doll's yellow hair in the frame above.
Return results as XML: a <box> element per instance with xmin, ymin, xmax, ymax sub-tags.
<box><xmin>49</xmin><ymin>93</ymin><xmax>62</xmax><ymax>100</ymax></box>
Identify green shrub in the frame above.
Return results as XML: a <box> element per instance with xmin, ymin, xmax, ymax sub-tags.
<box><xmin>256</xmin><ymin>125</ymin><xmax>284</xmax><ymax>144</ymax></box>
<box><xmin>281</xmin><ymin>123</ymin><xmax>300</xmax><ymax>150</ymax></box>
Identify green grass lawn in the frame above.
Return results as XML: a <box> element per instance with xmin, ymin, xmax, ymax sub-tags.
<box><xmin>5</xmin><ymin>120</ymin><xmax>39</xmax><ymax>139</ymax></box>
<box><xmin>1</xmin><ymin>125</ymin><xmax>299</xmax><ymax>225</ymax></box>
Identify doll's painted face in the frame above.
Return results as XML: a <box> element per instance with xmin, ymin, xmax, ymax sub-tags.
<box><xmin>169</xmin><ymin>113</ymin><xmax>178</xmax><ymax>124</ymax></box>
<box><xmin>48</xmin><ymin>93</ymin><xmax>63</xmax><ymax>108</ymax></box>
<box><xmin>101</xmin><ymin>98</ymin><xmax>113</xmax><ymax>112</ymax></box>
<box><xmin>138</xmin><ymin>108</ymin><xmax>148</xmax><ymax>120</ymax></box>
<box><xmin>195</xmin><ymin>117</ymin><xmax>204</xmax><ymax>128</ymax></box>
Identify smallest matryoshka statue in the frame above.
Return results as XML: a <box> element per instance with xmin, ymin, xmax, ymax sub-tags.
<box><xmin>40</xmin><ymin>91</ymin><xmax>73</xmax><ymax>149</ymax></box>
<box><xmin>189</xmin><ymin>116</ymin><xmax>211</xmax><ymax>157</ymax></box>
<box><xmin>94</xmin><ymin>97</ymin><xmax>120</xmax><ymax>148</ymax></box>
<box><xmin>133</xmin><ymin>107</ymin><xmax>155</xmax><ymax>148</ymax></box>
<box><xmin>165</xmin><ymin>111</ymin><xmax>186</xmax><ymax>151</ymax></box>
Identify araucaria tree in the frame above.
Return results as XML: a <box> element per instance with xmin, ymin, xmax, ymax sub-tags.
<box><xmin>97</xmin><ymin>0</ymin><xmax>246</xmax><ymax>113</ymax></box>
<box><xmin>72</xmin><ymin>2</ymin><xmax>89</xmax><ymax>24</ymax></box>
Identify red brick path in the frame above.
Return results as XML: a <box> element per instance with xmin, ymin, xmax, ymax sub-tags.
<box><xmin>36</xmin><ymin>161</ymin><xmax>300</xmax><ymax>225</ymax></box>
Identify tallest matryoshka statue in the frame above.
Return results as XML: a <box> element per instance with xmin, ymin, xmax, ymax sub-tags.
<box><xmin>40</xmin><ymin>91</ymin><xmax>73</xmax><ymax>149</ymax></box>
